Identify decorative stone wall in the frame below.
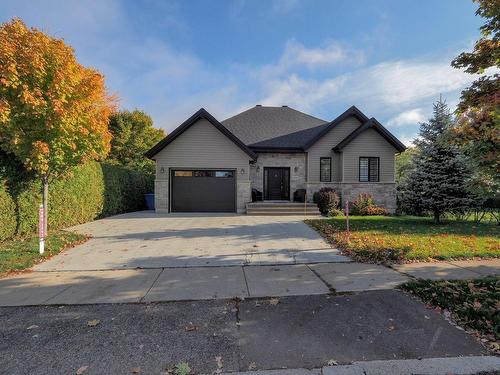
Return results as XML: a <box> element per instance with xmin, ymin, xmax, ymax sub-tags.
<box><xmin>305</xmin><ymin>182</ymin><xmax>397</xmax><ymax>213</ymax></box>
<box><xmin>339</xmin><ymin>183</ymin><xmax>397</xmax><ymax>213</ymax></box>
<box><xmin>305</xmin><ymin>182</ymin><xmax>340</xmax><ymax>202</ymax></box>
<box><xmin>250</xmin><ymin>153</ymin><xmax>306</xmax><ymax>201</ymax></box>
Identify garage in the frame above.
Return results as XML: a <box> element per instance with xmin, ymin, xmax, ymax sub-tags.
<box><xmin>170</xmin><ymin>169</ymin><xmax>236</xmax><ymax>212</ymax></box>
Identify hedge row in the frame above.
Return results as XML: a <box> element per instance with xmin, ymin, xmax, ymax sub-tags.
<box><xmin>0</xmin><ymin>161</ymin><xmax>154</xmax><ymax>241</ymax></box>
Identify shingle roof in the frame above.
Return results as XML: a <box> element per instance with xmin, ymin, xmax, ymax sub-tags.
<box><xmin>221</xmin><ymin>105</ymin><xmax>328</xmax><ymax>145</ymax></box>
<box><xmin>249</xmin><ymin>123</ymin><xmax>330</xmax><ymax>151</ymax></box>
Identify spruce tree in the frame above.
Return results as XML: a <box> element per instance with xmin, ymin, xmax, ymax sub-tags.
<box><xmin>399</xmin><ymin>99</ymin><xmax>473</xmax><ymax>223</ymax></box>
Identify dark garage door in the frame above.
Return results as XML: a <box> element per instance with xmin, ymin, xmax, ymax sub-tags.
<box><xmin>171</xmin><ymin>169</ymin><xmax>236</xmax><ymax>212</ymax></box>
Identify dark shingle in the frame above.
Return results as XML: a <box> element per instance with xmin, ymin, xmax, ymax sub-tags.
<box><xmin>222</xmin><ymin>106</ymin><xmax>327</xmax><ymax>145</ymax></box>
<box><xmin>248</xmin><ymin>123</ymin><xmax>330</xmax><ymax>150</ymax></box>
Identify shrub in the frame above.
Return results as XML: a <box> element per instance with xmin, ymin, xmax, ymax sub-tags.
<box><xmin>316</xmin><ymin>187</ymin><xmax>340</xmax><ymax>215</ymax></box>
<box><xmin>328</xmin><ymin>208</ymin><xmax>344</xmax><ymax>217</ymax></box>
<box><xmin>350</xmin><ymin>193</ymin><xmax>388</xmax><ymax>216</ymax></box>
<box><xmin>0</xmin><ymin>161</ymin><xmax>153</xmax><ymax>241</ymax></box>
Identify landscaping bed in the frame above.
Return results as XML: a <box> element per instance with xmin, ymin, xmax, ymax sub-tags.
<box><xmin>306</xmin><ymin>216</ymin><xmax>499</xmax><ymax>264</ymax></box>
<box><xmin>0</xmin><ymin>230</ymin><xmax>88</xmax><ymax>277</ymax></box>
<box><xmin>402</xmin><ymin>277</ymin><xmax>499</xmax><ymax>354</ymax></box>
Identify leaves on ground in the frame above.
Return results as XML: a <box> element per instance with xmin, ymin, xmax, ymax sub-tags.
<box><xmin>184</xmin><ymin>323</ymin><xmax>198</xmax><ymax>332</ymax></box>
<box><xmin>76</xmin><ymin>366</ymin><xmax>88</xmax><ymax>374</ymax></box>
<box><xmin>269</xmin><ymin>298</ymin><xmax>280</xmax><ymax>306</ymax></box>
<box><xmin>247</xmin><ymin>362</ymin><xmax>257</xmax><ymax>370</ymax></box>
<box><xmin>326</xmin><ymin>359</ymin><xmax>339</xmax><ymax>366</ymax></box>
<box><xmin>131</xmin><ymin>367</ymin><xmax>141</xmax><ymax>373</ymax></box>
<box><xmin>306</xmin><ymin>216</ymin><xmax>499</xmax><ymax>264</ymax></box>
<box><xmin>26</xmin><ymin>325</ymin><xmax>39</xmax><ymax>330</ymax></box>
<box><xmin>87</xmin><ymin>319</ymin><xmax>100</xmax><ymax>327</ymax></box>
<box><xmin>402</xmin><ymin>276</ymin><xmax>499</xmax><ymax>353</ymax></box>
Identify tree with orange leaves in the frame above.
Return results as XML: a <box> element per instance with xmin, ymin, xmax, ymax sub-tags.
<box><xmin>0</xmin><ymin>18</ymin><xmax>116</xmax><ymax>235</ymax></box>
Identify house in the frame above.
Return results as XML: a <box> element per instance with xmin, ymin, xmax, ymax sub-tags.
<box><xmin>145</xmin><ymin>105</ymin><xmax>406</xmax><ymax>214</ymax></box>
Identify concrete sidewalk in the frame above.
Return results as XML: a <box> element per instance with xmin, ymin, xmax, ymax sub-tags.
<box><xmin>0</xmin><ymin>263</ymin><xmax>409</xmax><ymax>306</ymax></box>
<box><xmin>393</xmin><ymin>258</ymin><xmax>500</xmax><ymax>280</ymax></box>
<box><xmin>217</xmin><ymin>356</ymin><xmax>500</xmax><ymax>375</ymax></box>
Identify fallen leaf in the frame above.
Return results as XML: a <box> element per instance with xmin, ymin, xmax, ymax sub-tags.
<box><xmin>327</xmin><ymin>359</ymin><xmax>339</xmax><ymax>366</ymax></box>
<box><xmin>26</xmin><ymin>325</ymin><xmax>39</xmax><ymax>330</ymax></box>
<box><xmin>184</xmin><ymin>323</ymin><xmax>198</xmax><ymax>332</ymax></box>
<box><xmin>269</xmin><ymin>298</ymin><xmax>280</xmax><ymax>306</ymax></box>
<box><xmin>248</xmin><ymin>362</ymin><xmax>257</xmax><ymax>370</ymax></box>
<box><xmin>76</xmin><ymin>366</ymin><xmax>88</xmax><ymax>374</ymax></box>
<box><xmin>87</xmin><ymin>319</ymin><xmax>100</xmax><ymax>327</ymax></box>
<box><xmin>215</xmin><ymin>356</ymin><xmax>223</xmax><ymax>369</ymax></box>
<box><xmin>132</xmin><ymin>367</ymin><xmax>140</xmax><ymax>373</ymax></box>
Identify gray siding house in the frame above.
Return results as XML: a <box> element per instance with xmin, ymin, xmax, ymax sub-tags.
<box><xmin>145</xmin><ymin>105</ymin><xmax>406</xmax><ymax>214</ymax></box>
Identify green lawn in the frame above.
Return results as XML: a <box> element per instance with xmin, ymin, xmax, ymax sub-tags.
<box><xmin>306</xmin><ymin>215</ymin><xmax>499</xmax><ymax>263</ymax></box>
<box><xmin>0</xmin><ymin>231</ymin><xmax>88</xmax><ymax>276</ymax></box>
<box><xmin>402</xmin><ymin>277</ymin><xmax>499</xmax><ymax>353</ymax></box>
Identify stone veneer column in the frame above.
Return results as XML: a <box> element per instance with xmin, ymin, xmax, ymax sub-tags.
<box><xmin>154</xmin><ymin>180</ymin><xmax>169</xmax><ymax>212</ymax></box>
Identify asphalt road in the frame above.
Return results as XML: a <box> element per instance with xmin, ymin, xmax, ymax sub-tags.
<box><xmin>0</xmin><ymin>290</ymin><xmax>485</xmax><ymax>374</ymax></box>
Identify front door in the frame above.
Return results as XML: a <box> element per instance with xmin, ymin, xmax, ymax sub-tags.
<box><xmin>264</xmin><ymin>167</ymin><xmax>290</xmax><ymax>200</ymax></box>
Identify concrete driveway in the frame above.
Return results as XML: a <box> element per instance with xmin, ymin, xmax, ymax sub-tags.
<box><xmin>34</xmin><ymin>211</ymin><xmax>349</xmax><ymax>271</ymax></box>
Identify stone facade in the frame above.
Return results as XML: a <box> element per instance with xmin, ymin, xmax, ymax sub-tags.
<box><xmin>154</xmin><ymin>179</ymin><xmax>169</xmax><ymax>212</ymax></box>
<box><xmin>305</xmin><ymin>182</ymin><xmax>340</xmax><ymax>203</ymax></box>
<box><xmin>305</xmin><ymin>182</ymin><xmax>396</xmax><ymax>213</ymax></box>
<box><xmin>250</xmin><ymin>152</ymin><xmax>306</xmax><ymax>201</ymax></box>
<box><xmin>339</xmin><ymin>183</ymin><xmax>397</xmax><ymax>213</ymax></box>
<box><xmin>236</xmin><ymin>181</ymin><xmax>251</xmax><ymax>213</ymax></box>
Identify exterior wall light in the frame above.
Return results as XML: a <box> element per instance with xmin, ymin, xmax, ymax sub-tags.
<box><xmin>160</xmin><ymin>167</ymin><xmax>165</xmax><ymax>174</ymax></box>
<box><xmin>240</xmin><ymin>168</ymin><xmax>245</xmax><ymax>175</ymax></box>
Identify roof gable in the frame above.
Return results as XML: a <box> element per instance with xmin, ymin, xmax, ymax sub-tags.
<box><xmin>302</xmin><ymin>106</ymin><xmax>370</xmax><ymax>150</ymax></box>
<box><xmin>333</xmin><ymin>118</ymin><xmax>406</xmax><ymax>152</ymax></box>
<box><xmin>145</xmin><ymin>108</ymin><xmax>257</xmax><ymax>160</ymax></box>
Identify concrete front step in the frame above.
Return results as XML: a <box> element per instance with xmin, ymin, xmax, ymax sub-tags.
<box><xmin>247</xmin><ymin>202</ymin><xmax>321</xmax><ymax>216</ymax></box>
<box><xmin>247</xmin><ymin>202</ymin><xmax>317</xmax><ymax>208</ymax></box>
<box><xmin>247</xmin><ymin>212</ymin><xmax>321</xmax><ymax>216</ymax></box>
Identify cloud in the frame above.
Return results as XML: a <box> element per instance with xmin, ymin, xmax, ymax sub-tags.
<box><xmin>387</xmin><ymin>108</ymin><xmax>427</xmax><ymax>127</ymax></box>
<box><xmin>259</xmin><ymin>58</ymin><xmax>475</xmax><ymax>115</ymax></box>
<box><xmin>0</xmin><ymin>3</ymin><xmax>480</xmax><ymax>141</ymax></box>
<box><xmin>271</xmin><ymin>0</ymin><xmax>301</xmax><ymax>14</ymax></box>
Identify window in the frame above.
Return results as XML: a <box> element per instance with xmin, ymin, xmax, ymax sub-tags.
<box><xmin>359</xmin><ymin>157</ymin><xmax>379</xmax><ymax>182</ymax></box>
<box><xmin>320</xmin><ymin>157</ymin><xmax>331</xmax><ymax>182</ymax></box>
<box><xmin>174</xmin><ymin>170</ymin><xmax>234</xmax><ymax>178</ymax></box>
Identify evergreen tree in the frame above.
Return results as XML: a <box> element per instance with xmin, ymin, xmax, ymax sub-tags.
<box><xmin>399</xmin><ymin>99</ymin><xmax>473</xmax><ymax>223</ymax></box>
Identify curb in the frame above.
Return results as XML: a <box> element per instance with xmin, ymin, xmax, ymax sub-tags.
<box><xmin>210</xmin><ymin>356</ymin><xmax>500</xmax><ymax>375</ymax></box>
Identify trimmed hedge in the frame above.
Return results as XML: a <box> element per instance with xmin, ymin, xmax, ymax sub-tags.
<box><xmin>0</xmin><ymin>161</ymin><xmax>153</xmax><ymax>241</ymax></box>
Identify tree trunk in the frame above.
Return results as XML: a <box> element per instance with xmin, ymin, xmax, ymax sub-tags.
<box><xmin>42</xmin><ymin>176</ymin><xmax>48</xmax><ymax>236</ymax></box>
<box><xmin>433</xmin><ymin>210</ymin><xmax>440</xmax><ymax>224</ymax></box>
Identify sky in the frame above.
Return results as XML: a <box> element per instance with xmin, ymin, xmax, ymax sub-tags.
<box><xmin>0</xmin><ymin>0</ymin><xmax>484</xmax><ymax>145</ymax></box>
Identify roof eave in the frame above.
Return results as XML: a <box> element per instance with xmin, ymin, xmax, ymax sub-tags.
<box><xmin>250</xmin><ymin>146</ymin><xmax>305</xmax><ymax>153</ymax></box>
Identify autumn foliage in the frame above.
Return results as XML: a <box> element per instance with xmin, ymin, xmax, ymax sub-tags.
<box><xmin>0</xmin><ymin>18</ymin><xmax>116</xmax><ymax>177</ymax></box>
